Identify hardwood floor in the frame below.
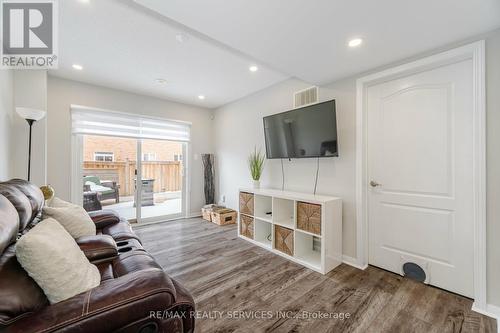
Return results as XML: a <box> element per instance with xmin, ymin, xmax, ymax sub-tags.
<box><xmin>134</xmin><ymin>218</ymin><xmax>497</xmax><ymax>333</ymax></box>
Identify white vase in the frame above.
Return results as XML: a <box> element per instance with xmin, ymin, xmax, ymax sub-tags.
<box><xmin>253</xmin><ymin>180</ymin><xmax>260</xmax><ymax>189</ymax></box>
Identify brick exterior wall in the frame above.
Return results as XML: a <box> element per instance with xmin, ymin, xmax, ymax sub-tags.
<box><xmin>83</xmin><ymin>135</ymin><xmax>182</xmax><ymax>162</ymax></box>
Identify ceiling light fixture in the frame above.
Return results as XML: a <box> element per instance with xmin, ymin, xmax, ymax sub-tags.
<box><xmin>348</xmin><ymin>38</ymin><xmax>363</xmax><ymax>48</ymax></box>
<box><xmin>249</xmin><ymin>65</ymin><xmax>258</xmax><ymax>72</ymax></box>
<box><xmin>198</xmin><ymin>95</ymin><xmax>205</xmax><ymax>100</ymax></box>
<box><xmin>155</xmin><ymin>78</ymin><xmax>167</xmax><ymax>84</ymax></box>
<box><xmin>72</xmin><ymin>64</ymin><xmax>83</xmax><ymax>70</ymax></box>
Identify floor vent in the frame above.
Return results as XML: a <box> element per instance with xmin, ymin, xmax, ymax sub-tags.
<box><xmin>402</xmin><ymin>262</ymin><xmax>426</xmax><ymax>282</ymax></box>
<box><xmin>294</xmin><ymin>86</ymin><xmax>318</xmax><ymax>108</ymax></box>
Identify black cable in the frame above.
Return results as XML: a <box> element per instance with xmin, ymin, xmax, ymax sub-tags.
<box><xmin>281</xmin><ymin>158</ymin><xmax>285</xmax><ymax>191</ymax></box>
<box><xmin>313</xmin><ymin>156</ymin><xmax>320</xmax><ymax>195</ymax></box>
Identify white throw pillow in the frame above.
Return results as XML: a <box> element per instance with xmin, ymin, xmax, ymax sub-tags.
<box><xmin>43</xmin><ymin>197</ymin><xmax>96</xmax><ymax>238</ymax></box>
<box><xmin>16</xmin><ymin>218</ymin><xmax>101</xmax><ymax>304</ymax></box>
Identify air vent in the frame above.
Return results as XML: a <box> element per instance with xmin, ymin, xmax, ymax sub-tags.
<box><xmin>294</xmin><ymin>86</ymin><xmax>318</xmax><ymax>108</ymax></box>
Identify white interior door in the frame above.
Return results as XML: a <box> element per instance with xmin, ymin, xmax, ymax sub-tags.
<box><xmin>367</xmin><ymin>59</ymin><xmax>474</xmax><ymax>297</ymax></box>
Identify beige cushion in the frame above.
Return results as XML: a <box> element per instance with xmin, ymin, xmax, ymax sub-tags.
<box><xmin>43</xmin><ymin>197</ymin><xmax>96</xmax><ymax>238</ymax></box>
<box><xmin>16</xmin><ymin>218</ymin><xmax>100</xmax><ymax>304</ymax></box>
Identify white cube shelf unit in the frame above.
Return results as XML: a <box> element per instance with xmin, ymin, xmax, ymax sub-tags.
<box><xmin>238</xmin><ymin>188</ymin><xmax>342</xmax><ymax>274</ymax></box>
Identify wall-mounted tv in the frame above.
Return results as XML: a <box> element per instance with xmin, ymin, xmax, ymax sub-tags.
<box><xmin>263</xmin><ymin>99</ymin><xmax>338</xmax><ymax>159</ymax></box>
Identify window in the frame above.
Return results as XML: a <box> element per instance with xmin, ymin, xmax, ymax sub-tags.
<box><xmin>94</xmin><ymin>152</ymin><xmax>114</xmax><ymax>162</ymax></box>
<box><xmin>174</xmin><ymin>154</ymin><xmax>183</xmax><ymax>162</ymax></box>
<box><xmin>142</xmin><ymin>153</ymin><xmax>157</xmax><ymax>161</ymax></box>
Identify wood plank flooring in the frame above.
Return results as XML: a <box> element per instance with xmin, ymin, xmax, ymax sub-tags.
<box><xmin>133</xmin><ymin>218</ymin><xmax>497</xmax><ymax>333</ymax></box>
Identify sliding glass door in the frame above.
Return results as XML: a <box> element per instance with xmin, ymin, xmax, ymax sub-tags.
<box><xmin>81</xmin><ymin>134</ymin><xmax>186</xmax><ymax>223</ymax></box>
<box><xmin>82</xmin><ymin>135</ymin><xmax>138</xmax><ymax>220</ymax></box>
<box><xmin>137</xmin><ymin>138</ymin><xmax>185</xmax><ymax>222</ymax></box>
<box><xmin>72</xmin><ymin>107</ymin><xmax>191</xmax><ymax>223</ymax></box>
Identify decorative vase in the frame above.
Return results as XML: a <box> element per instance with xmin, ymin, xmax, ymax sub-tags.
<box><xmin>40</xmin><ymin>185</ymin><xmax>55</xmax><ymax>201</ymax></box>
<box><xmin>253</xmin><ymin>180</ymin><xmax>260</xmax><ymax>189</ymax></box>
<box><xmin>201</xmin><ymin>154</ymin><xmax>215</xmax><ymax>204</ymax></box>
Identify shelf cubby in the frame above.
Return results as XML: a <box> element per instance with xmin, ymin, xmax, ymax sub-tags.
<box><xmin>254</xmin><ymin>219</ymin><xmax>272</xmax><ymax>249</ymax></box>
<box><xmin>295</xmin><ymin>230</ymin><xmax>321</xmax><ymax>269</ymax></box>
<box><xmin>238</xmin><ymin>188</ymin><xmax>342</xmax><ymax>274</ymax></box>
<box><xmin>254</xmin><ymin>195</ymin><xmax>273</xmax><ymax>222</ymax></box>
<box><xmin>272</xmin><ymin>197</ymin><xmax>295</xmax><ymax>228</ymax></box>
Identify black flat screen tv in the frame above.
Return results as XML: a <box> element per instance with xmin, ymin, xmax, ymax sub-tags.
<box><xmin>263</xmin><ymin>99</ymin><xmax>338</xmax><ymax>159</ymax></box>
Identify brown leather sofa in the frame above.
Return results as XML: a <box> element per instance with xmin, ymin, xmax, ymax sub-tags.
<box><xmin>0</xmin><ymin>179</ymin><xmax>195</xmax><ymax>333</ymax></box>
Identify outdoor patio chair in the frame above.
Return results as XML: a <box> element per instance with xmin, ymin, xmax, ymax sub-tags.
<box><xmin>83</xmin><ymin>175</ymin><xmax>120</xmax><ymax>203</ymax></box>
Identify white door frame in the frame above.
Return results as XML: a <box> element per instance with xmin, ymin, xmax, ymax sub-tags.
<box><xmin>355</xmin><ymin>41</ymin><xmax>486</xmax><ymax>310</ymax></box>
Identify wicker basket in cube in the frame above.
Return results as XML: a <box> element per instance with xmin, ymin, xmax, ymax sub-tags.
<box><xmin>274</xmin><ymin>225</ymin><xmax>294</xmax><ymax>256</ymax></box>
<box><xmin>297</xmin><ymin>201</ymin><xmax>322</xmax><ymax>235</ymax></box>
<box><xmin>239</xmin><ymin>192</ymin><xmax>254</xmax><ymax>216</ymax></box>
<box><xmin>240</xmin><ymin>215</ymin><xmax>254</xmax><ymax>239</ymax></box>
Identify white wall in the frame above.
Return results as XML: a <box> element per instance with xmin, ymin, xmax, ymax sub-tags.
<box><xmin>214</xmin><ymin>78</ymin><xmax>358</xmax><ymax>257</ymax></box>
<box><xmin>0</xmin><ymin>70</ymin><xmax>14</xmax><ymax>181</ymax></box>
<box><xmin>47</xmin><ymin>76</ymin><xmax>214</xmax><ymax>216</ymax></box>
<box><xmin>12</xmin><ymin>70</ymin><xmax>48</xmax><ymax>185</ymax></box>
<box><xmin>214</xmin><ymin>29</ymin><xmax>500</xmax><ymax>306</ymax></box>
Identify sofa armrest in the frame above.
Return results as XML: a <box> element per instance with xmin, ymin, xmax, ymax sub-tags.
<box><xmin>4</xmin><ymin>269</ymin><xmax>195</xmax><ymax>333</ymax></box>
<box><xmin>76</xmin><ymin>235</ymin><xmax>118</xmax><ymax>263</ymax></box>
<box><xmin>88</xmin><ymin>210</ymin><xmax>121</xmax><ymax>229</ymax></box>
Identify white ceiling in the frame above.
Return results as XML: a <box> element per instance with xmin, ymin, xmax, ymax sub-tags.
<box><xmin>50</xmin><ymin>0</ymin><xmax>288</xmax><ymax>108</ymax></box>
<box><xmin>135</xmin><ymin>0</ymin><xmax>500</xmax><ymax>84</ymax></box>
<box><xmin>51</xmin><ymin>0</ymin><xmax>500</xmax><ymax>108</ymax></box>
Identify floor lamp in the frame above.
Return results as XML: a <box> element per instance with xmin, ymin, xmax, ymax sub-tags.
<box><xmin>16</xmin><ymin>107</ymin><xmax>46</xmax><ymax>182</ymax></box>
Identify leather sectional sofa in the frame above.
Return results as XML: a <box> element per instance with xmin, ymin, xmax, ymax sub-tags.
<box><xmin>0</xmin><ymin>179</ymin><xmax>195</xmax><ymax>333</ymax></box>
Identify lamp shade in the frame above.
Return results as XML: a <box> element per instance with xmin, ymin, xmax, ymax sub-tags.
<box><xmin>16</xmin><ymin>107</ymin><xmax>46</xmax><ymax>121</ymax></box>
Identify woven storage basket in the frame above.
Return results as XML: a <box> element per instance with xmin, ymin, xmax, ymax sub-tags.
<box><xmin>201</xmin><ymin>205</ymin><xmax>224</xmax><ymax>222</ymax></box>
<box><xmin>240</xmin><ymin>215</ymin><xmax>254</xmax><ymax>239</ymax></box>
<box><xmin>202</xmin><ymin>208</ymin><xmax>213</xmax><ymax>221</ymax></box>
<box><xmin>211</xmin><ymin>209</ymin><xmax>237</xmax><ymax>225</ymax></box>
<box><xmin>274</xmin><ymin>225</ymin><xmax>294</xmax><ymax>256</ymax></box>
<box><xmin>297</xmin><ymin>201</ymin><xmax>321</xmax><ymax>235</ymax></box>
<box><xmin>239</xmin><ymin>192</ymin><xmax>254</xmax><ymax>216</ymax></box>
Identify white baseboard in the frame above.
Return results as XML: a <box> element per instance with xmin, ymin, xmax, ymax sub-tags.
<box><xmin>469</xmin><ymin>305</ymin><xmax>500</xmax><ymax>333</ymax></box>
<box><xmin>187</xmin><ymin>212</ymin><xmax>202</xmax><ymax>218</ymax></box>
<box><xmin>487</xmin><ymin>304</ymin><xmax>500</xmax><ymax>318</ymax></box>
<box><xmin>470</xmin><ymin>303</ymin><xmax>499</xmax><ymax>332</ymax></box>
<box><xmin>342</xmin><ymin>255</ymin><xmax>368</xmax><ymax>270</ymax></box>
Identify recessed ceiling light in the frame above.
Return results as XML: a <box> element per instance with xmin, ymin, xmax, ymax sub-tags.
<box><xmin>79</xmin><ymin>0</ymin><xmax>90</xmax><ymax>3</ymax></box>
<box><xmin>198</xmin><ymin>95</ymin><xmax>205</xmax><ymax>100</ymax></box>
<box><xmin>348</xmin><ymin>38</ymin><xmax>363</xmax><ymax>48</ymax></box>
<box><xmin>72</xmin><ymin>64</ymin><xmax>83</xmax><ymax>70</ymax></box>
<box><xmin>155</xmin><ymin>78</ymin><xmax>167</xmax><ymax>84</ymax></box>
<box><xmin>249</xmin><ymin>65</ymin><xmax>258</xmax><ymax>72</ymax></box>
<box><xmin>176</xmin><ymin>33</ymin><xmax>189</xmax><ymax>43</ymax></box>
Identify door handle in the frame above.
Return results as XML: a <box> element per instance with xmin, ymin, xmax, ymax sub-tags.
<box><xmin>370</xmin><ymin>180</ymin><xmax>381</xmax><ymax>187</ymax></box>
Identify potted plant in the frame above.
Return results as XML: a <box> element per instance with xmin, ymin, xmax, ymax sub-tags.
<box><xmin>248</xmin><ymin>147</ymin><xmax>265</xmax><ymax>189</ymax></box>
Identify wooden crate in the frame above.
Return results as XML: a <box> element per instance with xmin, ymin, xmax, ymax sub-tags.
<box><xmin>297</xmin><ymin>201</ymin><xmax>322</xmax><ymax>235</ymax></box>
<box><xmin>211</xmin><ymin>209</ymin><xmax>237</xmax><ymax>225</ymax></box>
<box><xmin>275</xmin><ymin>225</ymin><xmax>294</xmax><ymax>256</ymax></box>
<box><xmin>240</xmin><ymin>215</ymin><xmax>254</xmax><ymax>239</ymax></box>
<box><xmin>239</xmin><ymin>192</ymin><xmax>254</xmax><ymax>216</ymax></box>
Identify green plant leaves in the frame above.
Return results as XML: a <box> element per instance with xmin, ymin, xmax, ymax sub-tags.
<box><xmin>248</xmin><ymin>146</ymin><xmax>265</xmax><ymax>181</ymax></box>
